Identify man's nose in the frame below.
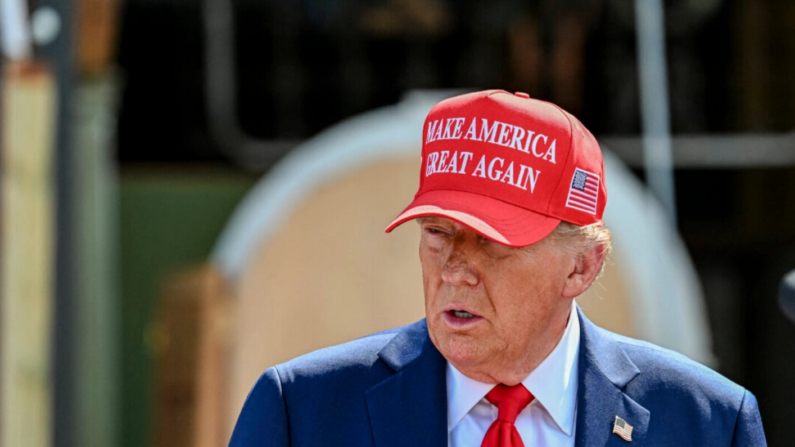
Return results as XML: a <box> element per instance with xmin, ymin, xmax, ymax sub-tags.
<box><xmin>441</xmin><ymin>239</ymin><xmax>480</xmax><ymax>286</ymax></box>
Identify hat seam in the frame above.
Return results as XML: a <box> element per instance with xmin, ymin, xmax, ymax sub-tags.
<box><xmin>545</xmin><ymin>103</ymin><xmax>576</xmax><ymax>217</ymax></box>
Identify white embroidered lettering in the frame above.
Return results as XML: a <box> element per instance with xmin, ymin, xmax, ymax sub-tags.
<box><xmin>488</xmin><ymin>157</ymin><xmax>504</xmax><ymax>180</ymax></box>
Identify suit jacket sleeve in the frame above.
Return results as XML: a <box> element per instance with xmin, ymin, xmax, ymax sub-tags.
<box><xmin>229</xmin><ymin>367</ymin><xmax>290</xmax><ymax>447</ymax></box>
<box><xmin>731</xmin><ymin>390</ymin><xmax>767</xmax><ymax>447</ymax></box>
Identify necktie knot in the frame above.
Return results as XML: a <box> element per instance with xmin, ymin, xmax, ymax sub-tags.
<box><xmin>485</xmin><ymin>384</ymin><xmax>534</xmax><ymax>423</ymax></box>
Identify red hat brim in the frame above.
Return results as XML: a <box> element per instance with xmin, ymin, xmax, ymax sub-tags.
<box><xmin>384</xmin><ymin>189</ymin><xmax>561</xmax><ymax>247</ymax></box>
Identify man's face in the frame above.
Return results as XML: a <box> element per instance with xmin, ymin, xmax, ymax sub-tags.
<box><xmin>419</xmin><ymin>216</ymin><xmax>576</xmax><ymax>384</ymax></box>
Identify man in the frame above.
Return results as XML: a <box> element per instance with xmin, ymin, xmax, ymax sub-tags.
<box><xmin>230</xmin><ymin>90</ymin><xmax>766</xmax><ymax>446</ymax></box>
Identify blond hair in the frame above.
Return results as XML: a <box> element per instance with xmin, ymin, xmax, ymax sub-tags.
<box><xmin>549</xmin><ymin>221</ymin><xmax>612</xmax><ymax>275</ymax></box>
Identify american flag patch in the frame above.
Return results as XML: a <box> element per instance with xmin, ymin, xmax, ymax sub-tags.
<box><xmin>565</xmin><ymin>168</ymin><xmax>600</xmax><ymax>215</ymax></box>
<box><xmin>612</xmin><ymin>416</ymin><xmax>633</xmax><ymax>442</ymax></box>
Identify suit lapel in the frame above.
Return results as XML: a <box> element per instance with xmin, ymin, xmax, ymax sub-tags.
<box><xmin>575</xmin><ymin>309</ymin><xmax>650</xmax><ymax>447</ymax></box>
<box><xmin>366</xmin><ymin>320</ymin><xmax>448</xmax><ymax>447</ymax></box>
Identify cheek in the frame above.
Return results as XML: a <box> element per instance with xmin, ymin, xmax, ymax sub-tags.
<box><xmin>419</xmin><ymin>245</ymin><xmax>443</xmax><ymax>305</ymax></box>
<box><xmin>419</xmin><ymin>247</ymin><xmax>434</xmax><ymax>283</ymax></box>
<box><xmin>490</xmin><ymin>263</ymin><xmax>564</xmax><ymax>321</ymax></box>
<box><xmin>419</xmin><ymin>239</ymin><xmax>449</xmax><ymax>277</ymax></box>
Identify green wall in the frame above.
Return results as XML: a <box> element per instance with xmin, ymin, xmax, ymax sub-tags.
<box><xmin>119</xmin><ymin>167</ymin><xmax>256</xmax><ymax>447</ymax></box>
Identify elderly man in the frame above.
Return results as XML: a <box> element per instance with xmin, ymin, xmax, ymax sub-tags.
<box><xmin>230</xmin><ymin>91</ymin><xmax>766</xmax><ymax>446</ymax></box>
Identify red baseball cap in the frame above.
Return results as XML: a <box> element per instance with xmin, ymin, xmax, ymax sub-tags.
<box><xmin>385</xmin><ymin>90</ymin><xmax>607</xmax><ymax>247</ymax></box>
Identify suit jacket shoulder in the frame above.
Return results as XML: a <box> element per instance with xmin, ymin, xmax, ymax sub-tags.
<box><xmin>602</xmin><ymin>323</ymin><xmax>746</xmax><ymax>401</ymax></box>
<box><xmin>576</xmin><ymin>309</ymin><xmax>767</xmax><ymax>446</ymax></box>
<box><xmin>229</xmin><ymin>319</ymin><xmax>448</xmax><ymax>447</ymax></box>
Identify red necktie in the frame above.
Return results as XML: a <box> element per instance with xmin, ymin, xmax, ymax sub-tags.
<box><xmin>480</xmin><ymin>384</ymin><xmax>534</xmax><ymax>447</ymax></box>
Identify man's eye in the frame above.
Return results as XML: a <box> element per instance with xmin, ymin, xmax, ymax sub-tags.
<box><xmin>424</xmin><ymin>226</ymin><xmax>452</xmax><ymax>236</ymax></box>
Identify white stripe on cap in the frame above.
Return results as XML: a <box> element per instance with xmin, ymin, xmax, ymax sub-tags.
<box><xmin>393</xmin><ymin>205</ymin><xmax>511</xmax><ymax>245</ymax></box>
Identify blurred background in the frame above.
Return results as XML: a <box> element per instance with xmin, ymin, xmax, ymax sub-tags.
<box><xmin>1</xmin><ymin>0</ymin><xmax>794</xmax><ymax>446</ymax></box>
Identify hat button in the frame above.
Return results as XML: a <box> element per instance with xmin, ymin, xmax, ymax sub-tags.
<box><xmin>514</xmin><ymin>92</ymin><xmax>530</xmax><ymax>99</ymax></box>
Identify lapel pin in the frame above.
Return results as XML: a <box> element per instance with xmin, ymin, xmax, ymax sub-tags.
<box><xmin>612</xmin><ymin>416</ymin><xmax>633</xmax><ymax>442</ymax></box>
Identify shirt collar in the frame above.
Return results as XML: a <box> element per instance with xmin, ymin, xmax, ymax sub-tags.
<box><xmin>446</xmin><ymin>301</ymin><xmax>581</xmax><ymax>435</ymax></box>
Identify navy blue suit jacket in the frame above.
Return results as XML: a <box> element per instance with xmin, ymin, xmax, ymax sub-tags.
<box><xmin>230</xmin><ymin>309</ymin><xmax>767</xmax><ymax>446</ymax></box>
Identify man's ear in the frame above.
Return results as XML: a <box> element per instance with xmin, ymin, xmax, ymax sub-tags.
<box><xmin>561</xmin><ymin>245</ymin><xmax>606</xmax><ymax>299</ymax></box>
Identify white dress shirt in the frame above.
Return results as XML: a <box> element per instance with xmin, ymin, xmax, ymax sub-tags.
<box><xmin>446</xmin><ymin>302</ymin><xmax>581</xmax><ymax>447</ymax></box>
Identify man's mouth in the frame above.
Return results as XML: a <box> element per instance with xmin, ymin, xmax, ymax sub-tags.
<box><xmin>444</xmin><ymin>308</ymin><xmax>483</xmax><ymax>328</ymax></box>
<box><xmin>450</xmin><ymin>310</ymin><xmax>476</xmax><ymax>319</ymax></box>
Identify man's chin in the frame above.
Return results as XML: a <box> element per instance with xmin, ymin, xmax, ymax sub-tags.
<box><xmin>431</xmin><ymin>331</ymin><xmax>491</xmax><ymax>367</ymax></box>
